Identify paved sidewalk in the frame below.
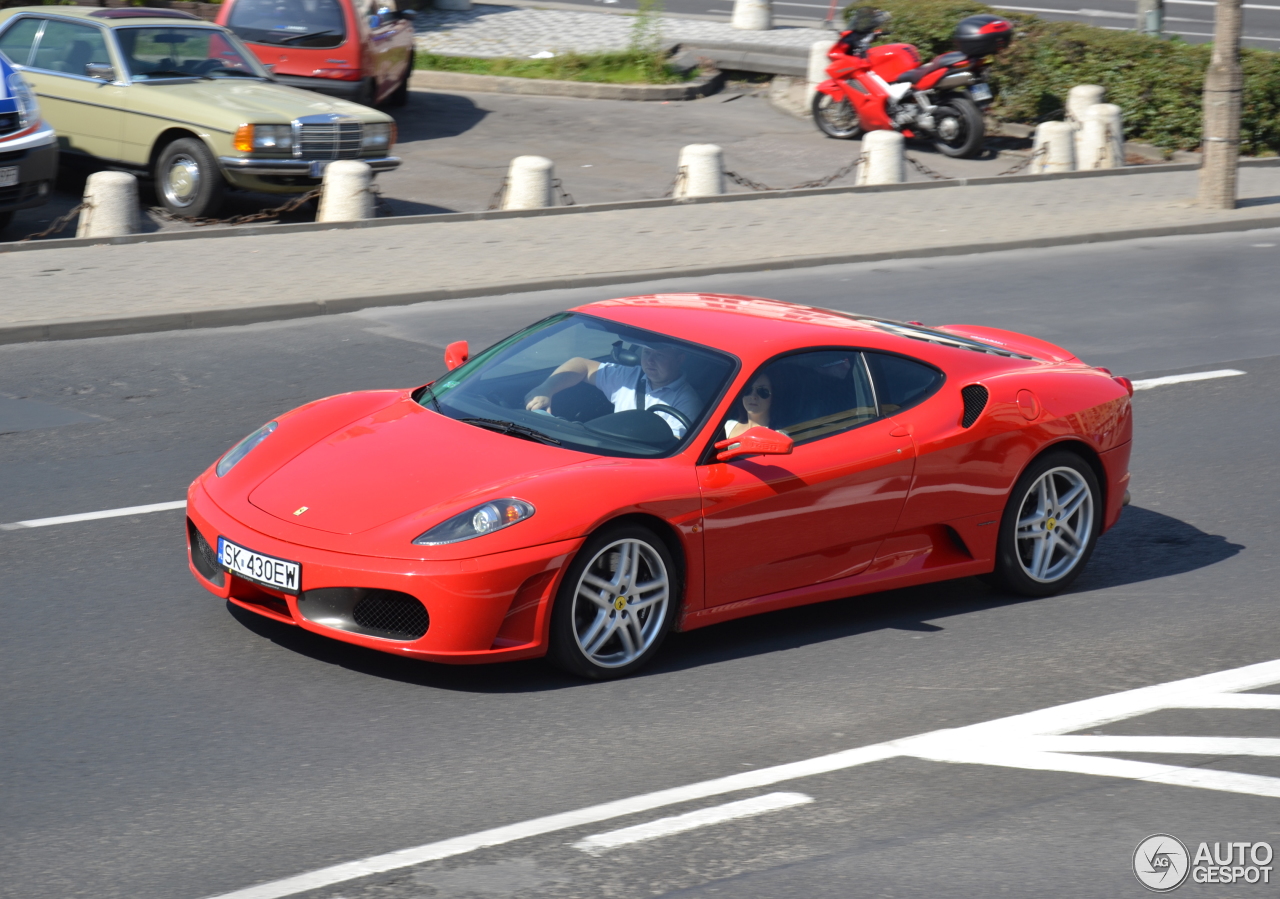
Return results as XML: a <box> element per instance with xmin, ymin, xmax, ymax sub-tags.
<box><xmin>4</xmin><ymin>164</ymin><xmax>1280</xmax><ymax>344</ymax></box>
<box><xmin>413</xmin><ymin>3</ymin><xmax>828</xmax><ymax>57</ymax></box>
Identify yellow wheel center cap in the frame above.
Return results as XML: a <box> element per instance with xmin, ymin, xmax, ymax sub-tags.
<box><xmin>1046</xmin><ymin>517</ymin><xmax>1057</xmax><ymax>531</ymax></box>
<box><xmin>614</xmin><ymin>596</ymin><xmax>628</xmax><ymax>611</ymax></box>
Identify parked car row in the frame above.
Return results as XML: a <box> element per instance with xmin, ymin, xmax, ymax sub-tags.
<box><xmin>0</xmin><ymin>0</ymin><xmax>414</xmax><ymax>231</ymax></box>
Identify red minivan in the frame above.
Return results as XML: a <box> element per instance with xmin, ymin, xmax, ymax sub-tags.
<box><xmin>218</xmin><ymin>0</ymin><xmax>415</xmax><ymax>108</ymax></box>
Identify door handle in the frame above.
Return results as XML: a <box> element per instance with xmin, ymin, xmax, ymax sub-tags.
<box><xmin>889</xmin><ymin>424</ymin><xmax>912</xmax><ymax>438</ymax></box>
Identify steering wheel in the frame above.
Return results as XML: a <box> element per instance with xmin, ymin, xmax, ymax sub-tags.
<box><xmin>646</xmin><ymin>403</ymin><xmax>693</xmax><ymax>433</ymax></box>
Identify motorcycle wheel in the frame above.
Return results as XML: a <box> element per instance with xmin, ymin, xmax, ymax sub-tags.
<box><xmin>932</xmin><ymin>96</ymin><xmax>985</xmax><ymax>158</ymax></box>
<box><xmin>812</xmin><ymin>92</ymin><xmax>864</xmax><ymax>140</ymax></box>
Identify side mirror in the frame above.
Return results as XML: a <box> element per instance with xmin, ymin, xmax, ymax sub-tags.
<box><xmin>85</xmin><ymin>62</ymin><xmax>115</xmax><ymax>81</ymax></box>
<box><xmin>444</xmin><ymin>340</ymin><xmax>470</xmax><ymax>371</ymax></box>
<box><xmin>714</xmin><ymin>427</ymin><xmax>793</xmax><ymax>461</ymax></box>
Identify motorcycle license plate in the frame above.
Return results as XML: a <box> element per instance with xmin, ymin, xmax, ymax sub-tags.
<box><xmin>969</xmin><ymin>83</ymin><xmax>993</xmax><ymax>103</ymax></box>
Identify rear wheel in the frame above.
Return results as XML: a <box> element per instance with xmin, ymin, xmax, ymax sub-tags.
<box><xmin>812</xmin><ymin>92</ymin><xmax>863</xmax><ymax>140</ymax></box>
<box><xmin>388</xmin><ymin>51</ymin><xmax>413</xmax><ymax>107</ymax></box>
<box><xmin>155</xmin><ymin>137</ymin><xmax>225</xmax><ymax>219</ymax></box>
<box><xmin>991</xmin><ymin>450</ymin><xmax>1101</xmax><ymax>597</ymax></box>
<box><xmin>932</xmin><ymin>95</ymin><xmax>984</xmax><ymax>158</ymax></box>
<box><xmin>549</xmin><ymin>524</ymin><xmax>678</xmax><ymax>679</ymax></box>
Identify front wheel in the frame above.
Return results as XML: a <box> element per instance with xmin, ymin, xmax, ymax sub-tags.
<box><xmin>931</xmin><ymin>95</ymin><xmax>984</xmax><ymax>158</ymax></box>
<box><xmin>812</xmin><ymin>91</ymin><xmax>864</xmax><ymax>140</ymax></box>
<box><xmin>548</xmin><ymin>525</ymin><xmax>679</xmax><ymax>679</ymax></box>
<box><xmin>991</xmin><ymin>450</ymin><xmax>1101</xmax><ymax>597</ymax></box>
<box><xmin>154</xmin><ymin>137</ymin><xmax>225</xmax><ymax>218</ymax></box>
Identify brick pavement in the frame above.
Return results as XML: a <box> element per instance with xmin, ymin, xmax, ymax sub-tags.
<box><xmin>3</xmin><ymin>164</ymin><xmax>1280</xmax><ymax>344</ymax></box>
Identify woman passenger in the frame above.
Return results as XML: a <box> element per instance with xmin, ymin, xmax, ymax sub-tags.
<box><xmin>724</xmin><ymin>373</ymin><xmax>774</xmax><ymax>439</ymax></box>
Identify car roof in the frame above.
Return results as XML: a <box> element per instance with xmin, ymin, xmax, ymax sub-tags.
<box><xmin>0</xmin><ymin>6</ymin><xmax>215</xmax><ymax>26</ymax></box>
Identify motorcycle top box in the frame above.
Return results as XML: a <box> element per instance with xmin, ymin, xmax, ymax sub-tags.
<box><xmin>954</xmin><ymin>15</ymin><xmax>1013</xmax><ymax>58</ymax></box>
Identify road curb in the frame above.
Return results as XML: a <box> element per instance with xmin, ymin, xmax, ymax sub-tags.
<box><xmin>409</xmin><ymin>67</ymin><xmax>724</xmax><ymax>101</ymax></box>
<box><xmin>7</xmin><ymin>212</ymin><xmax>1280</xmax><ymax>346</ymax></box>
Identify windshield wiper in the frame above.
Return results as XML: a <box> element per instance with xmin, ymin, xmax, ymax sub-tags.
<box><xmin>276</xmin><ymin>29</ymin><xmax>338</xmax><ymax>44</ymax></box>
<box><xmin>209</xmin><ymin>67</ymin><xmax>261</xmax><ymax>77</ymax></box>
<box><xmin>136</xmin><ymin>69</ymin><xmax>210</xmax><ymax>80</ymax></box>
<box><xmin>420</xmin><ymin>384</ymin><xmax>442</xmax><ymax>414</ymax></box>
<box><xmin>460</xmin><ymin>418</ymin><xmax>561</xmax><ymax>446</ymax></box>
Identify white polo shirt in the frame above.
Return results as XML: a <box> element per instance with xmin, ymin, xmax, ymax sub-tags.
<box><xmin>593</xmin><ymin>362</ymin><xmax>702</xmax><ymax>438</ymax></box>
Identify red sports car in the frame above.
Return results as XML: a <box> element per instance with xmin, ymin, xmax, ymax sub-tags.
<box><xmin>187</xmin><ymin>294</ymin><xmax>1133</xmax><ymax>678</ymax></box>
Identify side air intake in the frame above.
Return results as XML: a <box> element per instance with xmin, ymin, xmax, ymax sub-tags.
<box><xmin>960</xmin><ymin>384</ymin><xmax>988</xmax><ymax>428</ymax></box>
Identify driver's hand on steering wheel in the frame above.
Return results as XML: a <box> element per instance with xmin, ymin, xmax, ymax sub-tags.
<box><xmin>525</xmin><ymin>395</ymin><xmax>552</xmax><ymax>412</ymax></box>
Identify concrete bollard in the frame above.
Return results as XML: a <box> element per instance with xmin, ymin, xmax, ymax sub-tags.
<box><xmin>807</xmin><ymin>39</ymin><xmax>832</xmax><ymax>105</ymax></box>
<box><xmin>731</xmin><ymin>0</ymin><xmax>772</xmax><ymax>30</ymax></box>
<box><xmin>503</xmin><ymin>155</ymin><xmax>555</xmax><ymax>209</ymax></box>
<box><xmin>316</xmin><ymin>160</ymin><xmax>374</xmax><ymax>222</ymax></box>
<box><xmin>1066</xmin><ymin>84</ymin><xmax>1105</xmax><ymax>124</ymax></box>
<box><xmin>76</xmin><ymin>171</ymin><xmax>139</xmax><ymax>239</ymax></box>
<box><xmin>856</xmin><ymin>130</ymin><xmax>904</xmax><ymax>186</ymax></box>
<box><xmin>1031</xmin><ymin>120</ymin><xmax>1076</xmax><ymax>174</ymax></box>
<box><xmin>1080</xmin><ymin>103</ymin><xmax>1125</xmax><ymax>169</ymax></box>
<box><xmin>433</xmin><ymin>0</ymin><xmax>472</xmax><ymax>10</ymax></box>
<box><xmin>675</xmin><ymin>144</ymin><xmax>724</xmax><ymax>198</ymax></box>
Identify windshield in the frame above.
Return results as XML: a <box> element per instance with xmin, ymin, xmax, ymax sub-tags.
<box><xmin>227</xmin><ymin>0</ymin><xmax>347</xmax><ymax>48</ymax></box>
<box><xmin>419</xmin><ymin>313</ymin><xmax>737</xmax><ymax>458</ymax></box>
<box><xmin>116</xmin><ymin>27</ymin><xmax>267</xmax><ymax>80</ymax></box>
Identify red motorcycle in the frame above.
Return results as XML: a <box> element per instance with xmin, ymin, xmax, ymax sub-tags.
<box><xmin>812</xmin><ymin>9</ymin><xmax>1012</xmax><ymax>158</ymax></box>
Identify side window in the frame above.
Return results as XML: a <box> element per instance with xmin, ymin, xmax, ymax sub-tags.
<box><xmin>863</xmin><ymin>352</ymin><xmax>943</xmax><ymax>414</ymax></box>
<box><xmin>0</xmin><ymin>18</ymin><xmax>43</xmax><ymax>66</ymax></box>
<box><xmin>722</xmin><ymin>350</ymin><xmax>878</xmax><ymax>445</ymax></box>
<box><xmin>29</xmin><ymin>19</ymin><xmax>110</xmax><ymax>77</ymax></box>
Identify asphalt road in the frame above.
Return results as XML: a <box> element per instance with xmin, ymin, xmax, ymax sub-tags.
<box><xmin>3</xmin><ymin>227</ymin><xmax>1280</xmax><ymax>899</ymax></box>
<box><xmin>553</xmin><ymin>0</ymin><xmax>1280</xmax><ymax>48</ymax></box>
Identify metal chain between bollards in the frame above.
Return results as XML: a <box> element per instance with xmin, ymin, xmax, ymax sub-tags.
<box><xmin>551</xmin><ymin>177</ymin><xmax>575</xmax><ymax>207</ymax></box>
<box><xmin>368</xmin><ymin>182</ymin><xmax>394</xmax><ymax>217</ymax></box>
<box><xmin>17</xmin><ymin>202</ymin><xmax>88</xmax><ymax>242</ymax></box>
<box><xmin>995</xmin><ymin>145</ymin><xmax>1047</xmax><ymax>177</ymax></box>
<box><xmin>662</xmin><ymin>166</ymin><xmax>688</xmax><ymax>199</ymax></box>
<box><xmin>487</xmin><ymin>176</ymin><xmax>509</xmax><ymax>211</ymax></box>
<box><xmin>150</xmin><ymin>187</ymin><xmax>323</xmax><ymax>227</ymax></box>
<box><xmin>905</xmin><ymin>155</ymin><xmax>954</xmax><ymax>181</ymax></box>
<box><xmin>720</xmin><ymin>154</ymin><xmax>864</xmax><ymax>194</ymax></box>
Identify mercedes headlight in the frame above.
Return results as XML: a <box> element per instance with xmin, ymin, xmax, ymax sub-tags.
<box><xmin>8</xmin><ymin>73</ymin><xmax>39</xmax><ymax>129</ymax></box>
<box><xmin>233</xmin><ymin>123</ymin><xmax>293</xmax><ymax>152</ymax></box>
<box><xmin>216</xmin><ymin>421</ymin><xmax>277</xmax><ymax>477</ymax></box>
<box><xmin>412</xmin><ymin>499</ymin><xmax>534</xmax><ymax>545</ymax></box>
<box><xmin>361</xmin><ymin>122</ymin><xmax>395</xmax><ymax>152</ymax></box>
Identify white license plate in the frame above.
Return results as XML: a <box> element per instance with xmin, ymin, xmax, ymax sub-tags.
<box><xmin>218</xmin><ymin>537</ymin><xmax>301</xmax><ymax>594</ymax></box>
<box><xmin>0</xmin><ymin>167</ymin><xmax>16</xmax><ymax>188</ymax></box>
<box><xmin>969</xmin><ymin>83</ymin><xmax>993</xmax><ymax>102</ymax></box>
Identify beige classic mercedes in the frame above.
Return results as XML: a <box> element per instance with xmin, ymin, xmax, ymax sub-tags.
<box><xmin>0</xmin><ymin>5</ymin><xmax>400</xmax><ymax>217</ymax></box>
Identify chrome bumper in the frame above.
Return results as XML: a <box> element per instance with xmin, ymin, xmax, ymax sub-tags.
<box><xmin>218</xmin><ymin>156</ymin><xmax>401</xmax><ymax>177</ymax></box>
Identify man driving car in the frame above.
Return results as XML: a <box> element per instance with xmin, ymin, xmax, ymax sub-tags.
<box><xmin>524</xmin><ymin>342</ymin><xmax>701</xmax><ymax>438</ymax></box>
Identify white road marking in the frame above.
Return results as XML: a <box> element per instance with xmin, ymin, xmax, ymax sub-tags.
<box><xmin>0</xmin><ymin>499</ymin><xmax>187</xmax><ymax>531</ymax></box>
<box><xmin>1130</xmin><ymin>369</ymin><xmax>1246</xmax><ymax>390</ymax></box>
<box><xmin>572</xmin><ymin>792</ymin><xmax>813</xmax><ymax>855</ymax></box>
<box><xmin>201</xmin><ymin>658</ymin><xmax>1280</xmax><ymax>899</ymax></box>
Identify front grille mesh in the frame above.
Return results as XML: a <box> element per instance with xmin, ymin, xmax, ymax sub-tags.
<box><xmin>960</xmin><ymin>384</ymin><xmax>989</xmax><ymax>427</ymax></box>
<box><xmin>353</xmin><ymin>590</ymin><xmax>430</xmax><ymax>640</ymax></box>
<box><xmin>188</xmin><ymin>521</ymin><xmax>225</xmax><ymax>586</ymax></box>
<box><xmin>297</xmin><ymin>121</ymin><xmax>362</xmax><ymax>160</ymax></box>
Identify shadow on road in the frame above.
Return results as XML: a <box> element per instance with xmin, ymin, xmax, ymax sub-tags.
<box><xmin>392</xmin><ymin>90</ymin><xmax>489</xmax><ymax>144</ymax></box>
<box><xmin>229</xmin><ymin>505</ymin><xmax>1241</xmax><ymax>692</ymax></box>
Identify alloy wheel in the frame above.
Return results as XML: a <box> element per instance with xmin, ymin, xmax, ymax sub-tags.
<box><xmin>1015</xmin><ymin>466</ymin><xmax>1095</xmax><ymax>583</ymax></box>
<box><xmin>571</xmin><ymin>538</ymin><xmax>670</xmax><ymax>669</ymax></box>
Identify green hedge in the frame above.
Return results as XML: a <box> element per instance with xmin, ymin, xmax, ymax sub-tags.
<box><xmin>845</xmin><ymin>0</ymin><xmax>1280</xmax><ymax>153</ymax></box>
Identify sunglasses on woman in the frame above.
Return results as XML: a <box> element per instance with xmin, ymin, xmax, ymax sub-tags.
<box><xmin>744</xmin><ymin>386</ymin><xmax>771</xmax><ymax>399</ymax></box>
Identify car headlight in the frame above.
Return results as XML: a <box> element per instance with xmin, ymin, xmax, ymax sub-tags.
<box><xmin>412</xmin><ymin>499</ymin><xmax>534</xmax><ymax>545</ymax></box>
<box><xmin>216</xmin><ymin>421</ymin><xmax>278</xmax><ymax>477</ymax></box>
<box><xmin>233</xmin><ymin>124</ymin><xmax>293</xmax><ymax>153</ymax></box>
<box><xmin>8</xmin><ymin>73</ymin><xmax>40</xmax><ymax>129</ymax></box>
<box><xmin>361</xmin><ymin>122</ymin><xmax>395</xmax><ymax>152</ymax></box>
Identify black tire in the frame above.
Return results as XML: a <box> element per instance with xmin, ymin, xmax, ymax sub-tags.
<box><xmin>355</xmin><ymin>77</ymin><xmax>377</xmax><ymax>108</ymax></box>
<box><xmin>0</xmin><ymin>210</ymin><xmax>13</xmax><ymax>235</ymax></box>
<box><xmin>388</xmin><ymin>51</ymin><xmax>413</xmax><ymax>107</ymax></box>
<box><xmin>990</xmin><ymin>449</ymin><xmax>1101</xmax><ymax>597</ymax></box>
<box><xmin>812</xmin><ymin>91</ymin><xmax>864</xmax><ymax>140</ymax></box>
<box><xmin>548</xmin><ymin>524</ymin><xmax>680</xmax><ymax>680</ymax></box>
<box><xmin>154</xmin><ymin>137</ymin><xmax>225</xmax><ymax>218</ymax></box>
<box><xmin>931</xmin><ymin>95</ymin><xmax>985</xmax><ymax>158</ymax></box>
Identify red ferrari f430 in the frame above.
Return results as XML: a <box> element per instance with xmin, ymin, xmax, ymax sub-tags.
<box><xmin>187</xmin><ymin>294</ymin><xmax>1133</xmax><ymax>678</ymax></box>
